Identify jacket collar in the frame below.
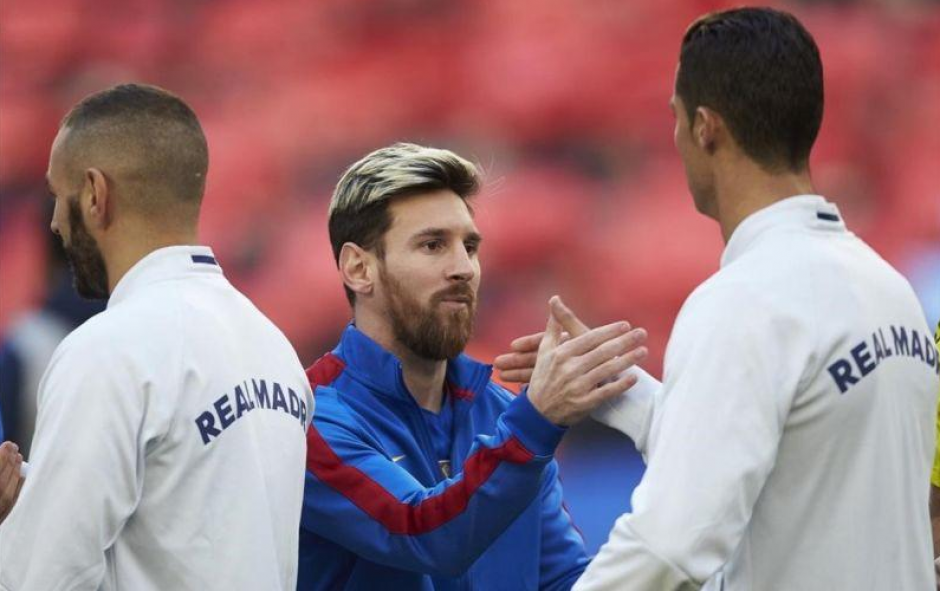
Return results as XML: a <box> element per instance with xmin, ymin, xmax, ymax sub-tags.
<box><xmin>721</xmin><ymin>195</ymin><xmax>846</xmax><ymax>268</ymax></box>
<box><xmin>335</xmin><ymin>324</ymin><xmax>493</xmax><ymax>404</ymax></box>
<box><xmin>108</xmin><ymin>245</ymin><xmax>221</xmax><ymax>309</ymax></box>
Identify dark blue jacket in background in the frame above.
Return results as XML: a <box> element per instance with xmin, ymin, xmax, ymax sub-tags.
<box><xmin>298</xmin><ymin>325</ymin><xmax>589</xmax><ymax>590</ymax></box>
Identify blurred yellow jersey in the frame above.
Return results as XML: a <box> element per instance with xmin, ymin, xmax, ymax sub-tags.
<box><xmin>932</xmin><ymin>321</ymin><xmax>940</xmax><ymax>487</ymax></box>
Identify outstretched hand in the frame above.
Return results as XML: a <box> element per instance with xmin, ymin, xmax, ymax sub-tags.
<box><xmin>494</xmin><ymin>331</ymin><xmax>544</xmax><ymax>384</ymax></box>
<box><xmin>496</xmin><ymin>297</ymin><xmax>636</xmax><ymax>383</ymax></box>
<box><xmin>520</xmin><ymin>296</ymin><xmax>648</xmax><ymax>426</ymax></box>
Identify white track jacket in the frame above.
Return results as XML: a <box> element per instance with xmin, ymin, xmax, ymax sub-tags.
<box><xmin>0</xmin><ymin>246</ymin><xmax>313</xmax><ymax>591</ymax></box>
<box><xmin>582</xmin><ymin>196</ymin><xmax>938</xmax><ymax>591</ymax></box>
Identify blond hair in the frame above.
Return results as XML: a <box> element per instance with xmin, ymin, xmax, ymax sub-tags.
<box><xmin>329</xmin><ymin>143</ymin><xmax>479</xmax><ymax>217</ymax></box>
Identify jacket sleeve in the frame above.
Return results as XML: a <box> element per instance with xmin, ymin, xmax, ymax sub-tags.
<box><xmin>536</xmin><ymin>460</ymin><xmax>590</xmax><ymax>590</ymax></box>
<box><xmin>0</xmin><ymin>336</ymin><xmax>144</xmax><ymax>591</ymax></box>
<box><xmin>574</xmin><ymin>285</ymin><xmax>807</xmax><ymax>590</ymax></box>
<box><xmin>301</xmin><ymin>391</ymin><xmax>565</xmax><ymax>577</ymax></box>
<box><xmin>590</xmin><ymin>366</ymin><xmax>662</xmax><ymax>456</ymax></box>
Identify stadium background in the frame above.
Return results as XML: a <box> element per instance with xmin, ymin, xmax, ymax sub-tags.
<box><xmin>1</xmin><ymin>0</ymin><xmax>938</xmax><ymax>554</ymax></box>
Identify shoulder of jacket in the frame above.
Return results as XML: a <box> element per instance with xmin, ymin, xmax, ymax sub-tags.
<box><xmin>478</xmin><ymin>381</ymin><xmax>517</xmax><ymax>409</ymax></box>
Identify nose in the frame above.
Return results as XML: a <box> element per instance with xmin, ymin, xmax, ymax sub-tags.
<box><xmin>50</xmin><ymin>197</ymin><xmax>62</xmax><ymax>236</ymax></box>
<box><xmin>446</xmin><ymin>243</ymin><xmax>475</xmax><ymax>282</ymax></box>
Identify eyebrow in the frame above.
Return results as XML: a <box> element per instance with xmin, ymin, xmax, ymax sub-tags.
<box><xmin>412</xmin><ymin>227</ymin><xmax>483</xmax><ymax>243</ymax></box>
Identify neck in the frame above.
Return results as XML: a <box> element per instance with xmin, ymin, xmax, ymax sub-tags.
<box><xmin>712</xmin><ymin>157</ymin><xmax>815</xmax><ymax>243</ymax></box>
<box><xmin>354</xmin><ymin>307</ymin><xmax>448</xmax><ymax>413</ymax></box>
<box><xmin>104</xmin><ymin>222</ymin><xmax>199</xmax><ymax>293</ymax></box>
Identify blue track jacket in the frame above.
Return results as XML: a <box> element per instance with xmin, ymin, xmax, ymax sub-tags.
<box><xmin>298</xmin><ymin>325</ymin><xmax>589</xmax><ymax>590</ymax></box>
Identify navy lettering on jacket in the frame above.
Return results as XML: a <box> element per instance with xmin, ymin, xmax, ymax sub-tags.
<box><xmin>827</xmin><ymin>325</ymin><xmax>940</xmax><ymax>394</ymax></box>
<box><xmin>194</xmin><ymin>378</ymin><xmax>308</xmax><ymax>445</ymax></box>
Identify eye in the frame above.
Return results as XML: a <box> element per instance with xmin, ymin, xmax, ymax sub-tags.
<box><xmin>422</xmin><ymin>239</ymin><xmax>444</xmax><ymax>252</ymax></box>
<box><xmin>465</xmin><ymin>240</ymin><xmax>480</xmax><ymax>255</ymax></box>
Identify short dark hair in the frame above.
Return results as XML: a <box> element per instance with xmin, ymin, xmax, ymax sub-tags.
<box><xmin>676</xmin><ymin>7</ymin><xmax>824</xmax><ymax>172</ymax></box>
<box><xmin>61</xmin><ymin>83</ymin><xmax>209</xmax><ymax>210</ymax></box>
<box><xmin>328</xmin><ymin>143</ymin><xmax>480</xmax><ymax>305</ymax></box>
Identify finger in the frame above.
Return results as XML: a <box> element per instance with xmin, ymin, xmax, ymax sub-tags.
<box><xmin>510</xmin><ymin>332</ymin><xmax>544</xmax><ymax>353</ymax></box>
<box><xmin>0</xmin><ymin>454</ymin><xmax>21</xmax><ymax>502</ymax></box>
<box><xmin>0</xmin><ymin>444</ymin><xmax>16</xmax><ymax>484</ymax></box>
<box><xmin>0</xmin><ymin>441</ymin><xmax>17</xmax><ymax>459</ymax></box>
<box><xmin>0</xmin><ymin>471</ymin><xmax>22</xmax><ymax>522</ymax></box>
<box><xmin>498</xmin><ymin>369</ymin><xmax>535</xmax><ymax>384</ymax></box>
<box><xmin>557</xmin><ymin>321</ymin><xmax>631</xmax><ymax>358</ymax></box>
<box><xmin>493</xmin><ymin>351</ymin><xmax>538</xmax><ymax>371</ymax></box>
<box><xmin>579</xmin><ymin>346</ymin><xmax>649</xmax><ymax>389</ymax></box>
<box><xmin>581</xmin><ymin>370</ymin><xmax>641</xmax><ymax>410</ymax></box>
<box><xmin>576</xmin><ymin>328</ymin><xmax>648</xmax><ymax>372</ymax></box>
<box><xmin>550</xmin><ymin>296</ymin><xmax>600</xmax><ymax>339</ymax></box>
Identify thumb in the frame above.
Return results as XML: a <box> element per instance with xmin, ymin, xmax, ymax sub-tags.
<box><xmin>550</xmin><ymin>296</ymin><xmax>595</xmax><ymax>338</ymax></box>
<box><xmin>542</xmin><ymin>297</ymin><xmax>564</xmax><ymax>350</ymax></box>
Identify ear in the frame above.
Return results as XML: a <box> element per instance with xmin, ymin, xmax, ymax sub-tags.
<box><xmin>83</xmin><ymin>168</ymin><xmax>112</xmax><ymax>230</ymax></box>
<box><xmin>339</xmin><ymin>243</ymin><xmax>376</xmax><ymax>299</ymax></box>
<box><xmin>692</xmin><ymin>106</ymin><xmax>722</xmax><ymax>154</ymax></box>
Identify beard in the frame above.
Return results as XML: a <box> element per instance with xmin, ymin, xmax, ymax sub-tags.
<box><xmin>64</xmin><ymin>196</ymin><xmax>110</xmax><ymax>300</ymax></box>
<box><xmin>381</xmin><ymin>266</ymin><xmax>477</xmax><ymax>361</ymax></box>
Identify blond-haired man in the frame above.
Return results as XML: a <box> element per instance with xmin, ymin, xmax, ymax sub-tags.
<box><xmin>298</xmin><ymin>143</ymin><xmax>649</xmax><ymax>590</ymax></box>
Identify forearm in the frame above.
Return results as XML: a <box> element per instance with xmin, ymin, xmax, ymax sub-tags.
<box><xmin>574</xmin><ymin>515</ymin><xmax>700</xmax><ymax>591</ymax></box>
<box><xmin>0</xmin><ymin>346</ymin><xmax>142</xmax><ymax>590</ymax></box>
<box><xmin>304</xmin><ymin>393</ymin><xmax>564</xmax><ymax>576</ymax></box>
<box><xmin>590</xmin><ymin>366</ymin><xmax>661</xmax><ymax>455</ymax></box>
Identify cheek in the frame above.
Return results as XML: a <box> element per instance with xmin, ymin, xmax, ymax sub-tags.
<box><xmin>53</xmin><ymin>203</ymin><xmax>69</xmax><ymax>240</ymax></box>
<box><xmin>675</xmin><ymin>123</ymin><xmax>692</xmax><ymax>157</ymax></box>
<box><xmin>384</xmin><ymin>261</ymin><xmax>434</xmax><ymax>299</ymax></box>
<box><xmin>677</xmin><ymin>135</ymin><xmax>700</xmax><ymax>175</ymax></box>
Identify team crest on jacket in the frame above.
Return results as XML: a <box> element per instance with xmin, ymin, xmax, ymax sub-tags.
<box><xmin>439</xmin><ymin>460</ymin><xmax>452</xmax><ymax>479</ymax></box>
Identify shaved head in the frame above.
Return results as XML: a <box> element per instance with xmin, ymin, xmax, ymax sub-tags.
<box><xmin>58</xmin><ymin>83</ymin><xmax>208</xmax><ymax>220</ymax></box>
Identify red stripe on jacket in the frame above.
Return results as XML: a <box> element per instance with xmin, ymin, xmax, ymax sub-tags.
<box><xmin>306</xmin><ymin>352</ymin><xmax>346</xmax><ymax>390</ymax></box>
<box><xmin>304</xmin><ymin>352</ymin><xmax>534</xmax><ymax>535</ymax></box>
<box><xmin>307</xmin><ymin>426</ymin><xmax>533</xmax><ymax>535</ymax></box>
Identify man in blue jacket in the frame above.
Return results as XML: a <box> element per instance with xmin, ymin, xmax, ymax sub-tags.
<box><xmin>298</xmin><ymin>143</ymin><xmax>649</xmax><ymax>590</ymax></box>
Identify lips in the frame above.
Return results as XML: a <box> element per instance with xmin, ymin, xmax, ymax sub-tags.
<box><xmin>440</xmin><ymin>296</ymin><xmax>472</xmax><ymax>304</ymax></box>
<box><xmin>434</xmin><ymin>286</ymin><xmax>475</xmax><ymax>307</ymax></box>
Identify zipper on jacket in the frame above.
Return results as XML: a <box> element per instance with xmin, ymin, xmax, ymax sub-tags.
<box><xmin>396</xmin><ymin>364</ymin><xmax>444</xmax><ymax>483</ymax></box>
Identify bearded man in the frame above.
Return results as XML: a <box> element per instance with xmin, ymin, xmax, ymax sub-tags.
<box><xmin>298</xmin><ymin>143</ymin><xmax>649</xmax><ymax>590</ymax></box>
<box><xmin>0</xmin><ymin>84</ymin><xmax>313</xmax><ymax>590</ymax></box>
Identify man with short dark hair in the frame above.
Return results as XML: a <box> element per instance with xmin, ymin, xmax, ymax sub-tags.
<box><xmin>298</xmin><ymin>143</ymin><xmax>649</xmax><ymax>590</ymax></box>
<box><xmin>578</xmin><ymin>8</ymin><xmax>937</xmax><ymax>589</ymax></box>
<box><xmin>499</xmin><ymin>8</ymin><xmax>937</xmax><ymax>590</ymax></box>
<box><xmin>0</xmin><ymin>84</ymin><xmax>313</xmax><ymax>590</ymax></box>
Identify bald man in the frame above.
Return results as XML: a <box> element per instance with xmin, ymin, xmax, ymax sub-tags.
<box><xmin>0</xmin><ymin>84</ymin><xmax>313</xmax><ymax>590</ymax></box>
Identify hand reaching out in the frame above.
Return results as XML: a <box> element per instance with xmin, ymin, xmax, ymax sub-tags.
<box><xmin>521</xmin><ymin>296</ymin><xmax>647</xmax><ymax>426</ymax></box>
